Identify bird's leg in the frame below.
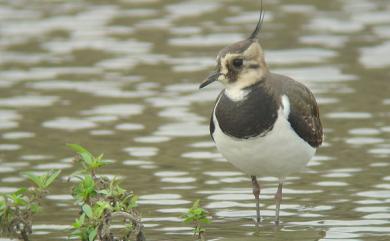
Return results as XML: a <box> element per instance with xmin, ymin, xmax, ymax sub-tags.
<box><xmin>275</xmin><ymin>182</ymin><xmax>283</xmax><ymax>225</ymax></box>
<box><xmin>251</xmin><ymin>176</ymin><xmax>261</xmax><ymax>224</ymax></box>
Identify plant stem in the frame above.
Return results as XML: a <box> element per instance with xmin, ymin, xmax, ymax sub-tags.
<box><xmin>199</xmin><ymin>231</ymin><xmax>206</xmax><ymax>241</ymax></box>
<box><xmin>111</xmin><ymin>211</ymin><xmax>139</xmax><ymax>223</ymax></box>
<box><xmin>20</xmin><ymin>229</ymin><xmax>30</xmax><ymax>241</ymax></box>
<box><xmin>111</xmin><ymin>212</ymin><xmax>146</xmax><ymax>241</ymax></box>
<box><xmin>136</xmin><ymin>230</ymin><xmax>146</xmax><ymax>241</ymax></box>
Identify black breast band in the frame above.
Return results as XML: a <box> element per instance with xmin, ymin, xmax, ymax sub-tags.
<box><xmin>214</xmin><ymin>83</ymin><xmax>279</xmax><ymax>139</ymax></box>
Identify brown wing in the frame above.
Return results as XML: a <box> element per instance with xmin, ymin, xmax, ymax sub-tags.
<box><xmin>280</xmin><ymin>76</ymin><xmax>323</xmax><ymax>147</ymax></box>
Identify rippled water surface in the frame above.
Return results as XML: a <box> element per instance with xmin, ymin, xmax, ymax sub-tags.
<box><xmin>0</xmin><ymin>0</ymin><xmax>389</xmax><ymax>240</ymax></box>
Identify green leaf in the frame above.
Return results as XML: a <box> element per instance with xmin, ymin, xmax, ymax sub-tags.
<box><xmin>128</xmin><ymin>195</ymin><xmax>138</xmax><ymax>209</ymax></box>
<box><xmin>70</xmin><ymin>229</ymin><xmax>81</xmax><ymax>238</ymax></box>
<box><xmin>30</xmin><ymin>203</ymin><xmax>41</xmax><ymax>214</ymax></box>
<box><xmin>82</xmin><ymin>204</ymin><xmax>93</xmax><ymax>219</ymax></box>
<box><xmin>68</xmin><ymin>170</ymin><xmax>87</xmax><ymax>180</ymax></box>
<box><xmin>94</xmin><ymin>201</ymin><xmax>111</xmax><ymax>218</ymax></box>
<box><xmin>23</xmin><ymin>170</ymin><xmax>61</xmax><ymax>189</ymax></box>
<box><xmin>45</xmin><ymin>169</ymin><xmax>61</xmax><ymax>187</ymax></box>
<box><xmin>72</xmin><ymin>220</ymin><xmax>81</xmax><ymax>229</ymax></box>
<box><xmin>67</xmin><ymin>144</ymin><xmax>94</xmax><ymax>164</ymax></box>
<box><xmin>96</xmin><ymin>154</ymin><xmax>104</xmax><ymax>162</ymax></box>
<box><xmin>14</xmin><ymin>187</ymin><xmax>28</xmax><ymax>195</ymax></box>
<box><xmin>67</xmin><ymin>143</ymin><xmax>92</xmax><ymax>155</ymax></box>
<box><xmin>8</xmin><ymin>193</ymin><xmax>27</xmax><ymax>206</ymax></box>
<box><xmin>83</xmin><ymin>175</ymin><xmax>95</xmax><ymax>191</ymax></box>
<box><xmin>183</xmin><ymin>216</ymin><xmax>193</xmax><ymax>223</ymax></box>
<box><xmin>72</xmin><ymin>175</ymin><xmax>96</xmax><ymax>203</ymax></box>
<box><xmin>96</xmin><ymin>200</ymin><xmax>110</xmax><ymax>209</ymax></box>
<box><xmin>199</xmin><ymin>218</ymin><xmax>210</xmax><ymax>224</ymax></box>
<box><xmin>192</xmin><ymin>199</ymin><xmax>200</xmax><ymax>209</ymax></box>
<box><xmin>183</xmin><ymin>199</ymin><xmax>211</xmax><ymax>227</ymax></box>
<box><xmin>80</xmin><ymin>213</ymin><xmax>85</xmax><ymax>224</ymax></box>
<box><xmin>194</xmin><ymin>208</ymin><xmax>202</xmax><ymax>215</ymax></box>
<box><xmin>22</xmin><ymin>172</ymin><xmax>43</xmax><ymax>188</ymax></box>
<box><xmin>80</xmin><ymin>152</ymin><xmax>94</xmax><ymax>165</ymax></box>
<box><xmin>100</xmin><ymin>159</ymin><xmax>113</xmax><ymax>166</ymax></box>
<box><xmin>88</xmin><ymin>228</ymin><xmax>97</xmax><ymax>241</ymax></box>
<box><xmin>0</xmin><ymin>199</ymin><xmax>6</xmax><ymax>215</ymax></box>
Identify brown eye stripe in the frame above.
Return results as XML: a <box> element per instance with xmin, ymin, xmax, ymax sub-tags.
<box><xmin>249</xmin><ymin>64</ymin><xmax>260</xmax><ymax>69</ymax></box>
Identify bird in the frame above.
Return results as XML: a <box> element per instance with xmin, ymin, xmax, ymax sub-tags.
<box><xmin>199</xmin><ymin>7</ymin><xmax>323</xmax><ymax>225</ymax></box>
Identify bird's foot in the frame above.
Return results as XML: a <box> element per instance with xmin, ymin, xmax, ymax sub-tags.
<box><xmin>252</xmin><ymin>217</ymin><xmax>261</xmax><ymax>228</ymax></box>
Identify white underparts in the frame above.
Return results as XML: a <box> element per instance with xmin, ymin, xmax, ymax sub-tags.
<box><xmin>212</xmin><ymin>95</ymin><xmax>316</xmax><ymax>179</ymax></box>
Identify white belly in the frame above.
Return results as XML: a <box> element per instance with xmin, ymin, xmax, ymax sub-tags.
<box><xmin>213</xmin><ymin>96</ymin><xmax>316</xmax><ymax>179</ymax></box>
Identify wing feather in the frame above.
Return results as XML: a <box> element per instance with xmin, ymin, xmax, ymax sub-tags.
<box><xmin>281</xmin><ymin>77</ymin><xmax>323</xmax><ymax>147</ymax></box>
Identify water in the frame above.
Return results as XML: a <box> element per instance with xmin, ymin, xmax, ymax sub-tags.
<box><xmin>0</xmin><ymin>0</ymin><xmax>389</xmax><ymax>240</ymax></box>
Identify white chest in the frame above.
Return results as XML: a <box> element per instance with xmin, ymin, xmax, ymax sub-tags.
<box><xmin>212</xmin><ymin>95</ymin><xmax>316</xmax><ymax>179</ymax></box>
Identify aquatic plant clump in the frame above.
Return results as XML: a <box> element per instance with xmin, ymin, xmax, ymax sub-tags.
<box><xmin>67</xmin><ymin>144</ymin><xmax>145</xmax><ymax>241</ymax></box>
<box><xmin>0</xmin><ymin>170</ymin><xmax>61</xmax><ymax>241</ymax></box>
<box><xmin>1</xmin><ymin>144</ymin><xmax>211</xmax><ymax>241</ymax></box>
<box><xmin>182</xmin><ymin>200</ymin><xmax>211</xmax><ymax>241</ymax></box>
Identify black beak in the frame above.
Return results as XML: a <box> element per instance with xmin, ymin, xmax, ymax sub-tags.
<box><xmin>199</xmin><ymin>71</ymin><xmax>220</xmax><ymax>89</ymax></box>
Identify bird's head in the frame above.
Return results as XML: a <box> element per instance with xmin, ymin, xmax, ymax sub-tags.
<box><xmin>199</xmin><ymin>9</ymin><xmax>268</xmax><ymax>90</ymax></box>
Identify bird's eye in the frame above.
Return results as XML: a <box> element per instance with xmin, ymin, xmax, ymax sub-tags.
<box><xmin>232</xmin><ymin>58</ymin><xmax>243</xmax><ymax>68</ymax></box>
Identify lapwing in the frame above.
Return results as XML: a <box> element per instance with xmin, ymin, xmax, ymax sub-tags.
<box><xmin>199</xmin><ymin>8</ymin><xmax>323</xmax><ymax>224</ymax></box>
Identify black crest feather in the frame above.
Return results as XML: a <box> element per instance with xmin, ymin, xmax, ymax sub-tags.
<box><xmin>249</xmin><ymin>0</ymin><xmax>265</xmax><ymax>40</ymax></box>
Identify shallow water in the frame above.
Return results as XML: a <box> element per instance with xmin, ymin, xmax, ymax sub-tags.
<box><xmin>0</xmin><ymin>0</ymin><xmax>389</xmax><ymax>240</ymax></box>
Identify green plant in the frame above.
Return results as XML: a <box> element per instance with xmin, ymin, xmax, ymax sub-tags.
<box><xmin>23</xmin><ymin>169</ymin><xmax>61</xmax><ymax>193</ymax></box>
<box><xmin>67</xmin><ymin>144</ymin><xmax>112</xmax><ymax>177</ymax></box>
<box><xmin>70</xmin><ymin>202</ymin><xmax>109</xmax><ymax>241</ymax></box>
<box><xmin>72</xmin><ymin>174</ymin><xmax>97</xmax><ymax>204</ymax></box>
<box><xmin>67</xmin><ymin>144</ymin><xmax>145</xmax><ymax>241</ymax></box>
<box><xmin>1</xmin><ymin>144</ymin><xmax>212</xmax><ymax>241</ymax></box>
<box><xmin>0</xmin><ymin>170</ymin><xmax>61</xmax><ymax>241</ymax></box>
<box><xmin>183</xmin><ymin>200</ymin><xmax>211</xmax><ymax>241</ymax></box>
